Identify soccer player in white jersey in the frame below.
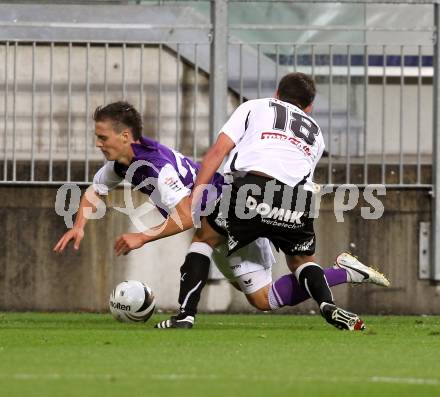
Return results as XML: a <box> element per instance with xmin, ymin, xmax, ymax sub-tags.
<box><xmin>189</xmin><ymin>72</ymin><xmax>376</xmax><ymax>331</ymax></box>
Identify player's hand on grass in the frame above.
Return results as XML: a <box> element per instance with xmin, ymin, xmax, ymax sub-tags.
<box><xmin>114</xmin><ymin>233</ymin><xmax>146</xmax><ymax>256</ymax></box>
<box><xmin>53</xmin><ymin>228</ymin><xmax>84</xmax><ymax>253</ymax></box>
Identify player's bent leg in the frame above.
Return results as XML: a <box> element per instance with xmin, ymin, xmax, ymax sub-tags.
<box><xmin>240</xmin><ymin>266</ymin><xmax>351</xmax><ymax>312</ymax></box>
<box><xmin>234</xmin><ymin>269</ymin><xmax>273</xmax><ymax>311</ymax></box>
<box><xmin>231</xmin><ymin>254</ymin><xmax>383</xmax><ymax>313</ymax></box>
<box><xmin>267</xmin><ymin>267</ymin><xmax>347</xmax><ymax>310</ymax></box>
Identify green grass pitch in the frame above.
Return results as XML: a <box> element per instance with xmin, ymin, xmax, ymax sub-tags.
<box><xmin>0</xmin><ymin>313</ymin><xmax>439</xmax><ymax>397</ymax></box>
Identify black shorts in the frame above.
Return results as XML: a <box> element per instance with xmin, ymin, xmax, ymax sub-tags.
<box><xmin>207</xmin><ymin>173</ymin><xmax>316</xmax><ymax>256</ymax></box>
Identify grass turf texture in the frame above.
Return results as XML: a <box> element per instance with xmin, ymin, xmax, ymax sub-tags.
<box><xmin>0</xmin><ymin>313</ymin><xmax>439</xmax><ymax>397</ymax></box>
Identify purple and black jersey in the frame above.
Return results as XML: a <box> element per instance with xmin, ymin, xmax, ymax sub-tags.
<box><xmin>93</xmin><ymin>136</ymin><xmax>224</xmax><ymax>218</ymax></box>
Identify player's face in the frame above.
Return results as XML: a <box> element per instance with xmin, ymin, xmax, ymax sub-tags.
<box><xmin>95</xmin><ymin>120</ymin><xmax>129</xmax><ymax>161</ymax></box>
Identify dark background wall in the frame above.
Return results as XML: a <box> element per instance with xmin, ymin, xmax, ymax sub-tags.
<box><xmin>0</xmin><ymin>185</ymin><xmax>438</xmax><ymax>314</ymax></box>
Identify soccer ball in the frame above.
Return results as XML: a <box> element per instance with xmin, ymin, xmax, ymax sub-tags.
<box><xmin>109</xmin><ymin>280</ymin><xmax>155</xmax><ymax>323</ymax></box>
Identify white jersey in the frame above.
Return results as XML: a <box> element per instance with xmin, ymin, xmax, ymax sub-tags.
<box><xmin>93</xmin><ymin>161</ymin><xmax>190</xmax><ymax>213</ymax></box>
<box><xmin>220</xmin><ymin>98</ymin><xmax>325</xmax><ymax>189</ymax></box>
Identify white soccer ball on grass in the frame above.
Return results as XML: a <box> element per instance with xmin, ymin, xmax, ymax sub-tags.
<box><xmin>109</xmin><ymin>280</ymin><xmax>155</xmax><ymax>323</ymax></box>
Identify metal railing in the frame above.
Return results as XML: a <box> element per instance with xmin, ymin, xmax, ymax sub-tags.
<box><xmin>0</xmin><ymin>0</ymin><xmax>436</xmax><ymax>187</ymax></box>
<box><xmin>0</xmin><ymin>2</ymin><xmax>212</xmax><ymax>184</ymax></box>
<box><xmin>0</xmin><ymin>41</ymin><xmax>212</xmax><ymax>184</ymax></box>
<box><xmin>226</xmin><ymin>41</ymin><xmax>433</xmax><ymax>187</ymax></box>
<box><xmin>221</xmin><ymin>1</ymin><xmax>435</xmax><ymax>189</ymax></box>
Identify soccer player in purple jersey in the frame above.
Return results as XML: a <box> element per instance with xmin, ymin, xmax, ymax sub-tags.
<box><xmin>53</xmin><ymin>101</ymin><xmax>389</xmax><ymax>329</ymax></box>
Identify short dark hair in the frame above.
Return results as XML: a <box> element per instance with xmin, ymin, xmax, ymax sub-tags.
<box><xmin>277</xmin><ymin>72</ymin><xmax>316</xmax><ymax>109</ymax></box>
<box><xmin>93</xmin><ymin>101</ymin><xmax>142</xmax><ymax>140</ymax></box>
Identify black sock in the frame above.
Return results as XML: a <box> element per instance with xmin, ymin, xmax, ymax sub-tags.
<box><xmin>178</xmin><ymin>252</ymin><xmax>211</xmax><ymax>317</ymax></box>
<box><xmin>296</xmin><ymin>264</ymin><xmax>334</xmax><ymax>307</ymax></box>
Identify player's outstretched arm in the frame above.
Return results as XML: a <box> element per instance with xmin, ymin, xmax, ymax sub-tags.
<box><xmin>53</xmin><ymin>187</ymin><xmax>102</xmax><ymax>253</ymax></box>
<box><xmin>114</xmin><ymin>196</ymin><xmax>194</xmax><ymax>256</ymax></box>
<box><xmin>190</xmin><ymin>132</ymin><xmax>235</xmax><ymax>205</ymax></box>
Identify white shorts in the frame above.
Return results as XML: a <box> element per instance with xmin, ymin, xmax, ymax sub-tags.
<box><xmin>212</xmin><ymin>237</ymin><xmax>275</xmax><ymax>294</ymax></box>
<box><xmin>235</xmin><ymin>268</ymin><xmax>272</xmax><ymax>294</ymax></box>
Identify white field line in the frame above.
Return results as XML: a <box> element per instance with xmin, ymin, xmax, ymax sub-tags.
<box><xmin>370</xmin><ymin>377</ymin><xmax>440</xmax><ymax>386</ymax></box>
<box><xmin>0</xmin><ymin>373</ymin><xmax>439</xmax><ymax>386</ymax></box>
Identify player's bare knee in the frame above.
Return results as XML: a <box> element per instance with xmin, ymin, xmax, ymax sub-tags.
<box><xmin>253</xmin><ymin>298</ymin><xmax>271</xmax><ymax>311</ymax></box>
<box><xmin>246</xmin><ymin>285</ymin><xmax>271</xmax><ymax>311</ymax></box>
<box><xmin>246</xmin><ymin>295</ymin><xmax>270</xmax><ymax>311</ymax></box>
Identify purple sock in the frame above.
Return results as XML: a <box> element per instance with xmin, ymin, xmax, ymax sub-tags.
<box><xmin>269</xmin><ymin>268</ymin><xmax>347</xmax><ymax>308</ymax></box>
